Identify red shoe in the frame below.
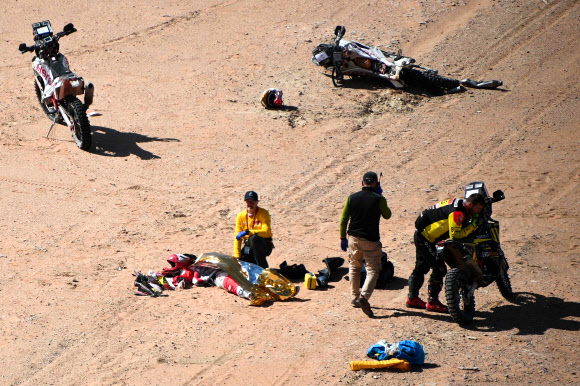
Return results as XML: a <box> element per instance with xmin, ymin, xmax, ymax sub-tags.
<box><xmin>406</xmin><ymin>296</ymin><xmax>426</xmax><ymax>309</ymax></box>
<box><xmin>426</xmin><ymin>300</ymin><xmax>449</xmax><ymax>313</ymax></box>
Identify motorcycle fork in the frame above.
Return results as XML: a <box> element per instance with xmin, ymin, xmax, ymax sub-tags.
<box><xmin>464</xmin><ymin>282</ymin><xmax>476</xmax><ymax>306</ymax></box>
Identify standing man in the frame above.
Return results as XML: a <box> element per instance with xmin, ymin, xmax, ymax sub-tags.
<box><xmin>406</xmin><ymin>193</ymin><xmax>485</xmax><ymax>312</ymax></box>
<box><xmin>340</xmin><ymin>172</ymin><xmax>392</xmax><ymax>318</ymax></box>
<box><xmin>233</xmin><ymin>191</ymin><xmax>273</xmax><ymax>269</ymax></box>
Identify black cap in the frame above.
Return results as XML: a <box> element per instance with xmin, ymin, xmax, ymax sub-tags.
<box><xmin>244</xmin><ymin>191</ymin><xmax>259</xmax><ymax>201</ymax></box>
<box><xmin>363</xmin><ymin>172</ymin><xmax>378</xmax><ymax>184</ymax></box>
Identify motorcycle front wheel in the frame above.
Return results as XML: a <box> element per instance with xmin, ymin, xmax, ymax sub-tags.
<box><xmin>66</xmin><ymin>97</ymin><xmax>92</xmax><ymax>151</ymax></box>
<box><xmin>332</xmin><ymin>67</ymin><xmax>344</xmax><ymax>87</ymax></box>
<box><xmin>445</xmin><ymin>267</ymin><xmax>475</xmax><ymax>325</ymax></box>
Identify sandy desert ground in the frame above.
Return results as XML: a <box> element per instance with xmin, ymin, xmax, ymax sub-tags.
<box><xmin>0</xmin><ymin>0</ymin><xmax>578</xmax><ymax>384</ymax></box>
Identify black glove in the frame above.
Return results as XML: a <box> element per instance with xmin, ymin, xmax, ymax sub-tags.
<box><xmin>340</xmin><ymin>238</ymin><xmax>348</xmax><ymax>252</ymax></box>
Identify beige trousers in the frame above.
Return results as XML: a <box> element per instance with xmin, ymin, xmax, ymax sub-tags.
<box><xmin>348</xmin><ymin>235</ymin><xmax>382</xmax><ymax>301</ymax></box>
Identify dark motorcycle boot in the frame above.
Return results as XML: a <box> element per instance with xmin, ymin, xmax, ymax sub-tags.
<box><xmin>407</xmin><ymin>273</ymin><xmax>424</xmax><ymax>299</ymax></box>
<box><xmin>427</xmin><ymin>279</ymin><xmax>443</xmax><ymax>303</ymax></box>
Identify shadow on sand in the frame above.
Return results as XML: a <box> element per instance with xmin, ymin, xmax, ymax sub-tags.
<box><xmin>90</xmin><ymin>125</ymin><xmax>179</xmax><ymax>159</ymax></box>
<box><xmin>386</xmin><ymin>292</ymin><xmax>579</xmax><ymax>334</ymax></box>
<box><xmin>321</xmin><ymin>72</ymin><xmax>509</xmax><ymax>96</ymax></box>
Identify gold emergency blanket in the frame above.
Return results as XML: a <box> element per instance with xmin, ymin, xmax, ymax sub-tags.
<box><xmin>195</xmin><ymin>252</ymin><xmax>297</xmax><ymax>306</ymax></box>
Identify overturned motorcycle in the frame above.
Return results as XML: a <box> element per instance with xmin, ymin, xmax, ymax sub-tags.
<box><xmin>19</xmin><ymin>21</ymin><xmax>94</xmax><ymax>151</ymax></box>
<box><xmin>312</xmin><ymin>26</ymin><xmax>502</xmax><ymax>93</ymax></box>
<box><xmin>438</xmin><ymin>181</ymin><xmax>514</xmax><ymax>325</ymax></box>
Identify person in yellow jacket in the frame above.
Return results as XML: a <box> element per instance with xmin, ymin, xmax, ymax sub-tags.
<box><xmin>406</xmin><ymin>193</ymin><xmax>485</xmax><ymax>313</ymax></box>
<box><xmin>233</xmin><ymin>191</ymin><xmax>273</xmax><ymax>268</ymax></box>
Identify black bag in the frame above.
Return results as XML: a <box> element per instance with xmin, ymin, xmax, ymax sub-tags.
<box><xmin>360</xmin><ymin>252</ymin><xmax>395</xmax><ymax>289</ymax></box>
<box><xmin>279</xmin><ymin>261</ymin><xmax>309</xmax><ymax>280</ymax></box>
<box><xmin>317</xmin><ymin>257</ymin><xmax>345</xmax><ymax>281</ymax></box>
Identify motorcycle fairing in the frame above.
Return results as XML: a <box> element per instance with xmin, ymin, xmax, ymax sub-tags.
<box><xmin>33</xmin><ymin>54</ymin><xmax>83</xmax><ymax>102</ymax></box>
<box><xmin>336</xmin><ymin>39</ymin><xmax>413</xmax><ymax>88</ymax></box>
<box><xmin>472</xmin><ymin>222</ymin><xmax>500</xmax><ymax>244</ymax></box>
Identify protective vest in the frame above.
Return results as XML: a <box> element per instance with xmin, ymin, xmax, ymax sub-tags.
<box><xmin>346</xmin><ymin>187</ymin><xmax>385</xmax><ymax>242</ymax></box>
<box><xmin>415</xmin><ymin>199</ymin><xmax>476</xmax><ymax>243</ymax></box>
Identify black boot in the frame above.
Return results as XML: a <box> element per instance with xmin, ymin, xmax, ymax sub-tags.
<box><xmin>408</xmin><ymin>273</ymin><xmax>424</xmax><ymax>299</ymax></box>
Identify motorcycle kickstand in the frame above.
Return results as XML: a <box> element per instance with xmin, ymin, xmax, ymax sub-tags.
<box><xmin>46</xmin><ymin>118</ymin><xmax>58</xmax><ymax>138</ymax></box>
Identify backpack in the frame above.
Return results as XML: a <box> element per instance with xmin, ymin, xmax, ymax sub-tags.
<box><xmin>360</xmin><ymin>252</ymin><xmax>394</xmax><ymax>289</ymax></box>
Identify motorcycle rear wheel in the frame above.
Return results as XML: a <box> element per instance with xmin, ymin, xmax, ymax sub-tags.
<box><xmin>66</xmin><ymin>97</ymin><xmax>92</xmax><ymax>151</ymax></box>
<box><xmin>445</xmin><ymin>267</ymin><xmax>475</xmax><ymax>325</ymax></box>
<box><xmin>496</xmin><ymin>269</ymin><xmax>514</xmax><ymax>300</ymax></box>
<box><xmin>404</xmin><ymin>68</ymin><xmax>460</xmax><ymax>90</ymax></box>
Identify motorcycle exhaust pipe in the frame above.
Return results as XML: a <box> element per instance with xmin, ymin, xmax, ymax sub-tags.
<box><xmin>84</xmin><ymin>82</ymin><xmax>94</xmax><ymax>107</ymax></box>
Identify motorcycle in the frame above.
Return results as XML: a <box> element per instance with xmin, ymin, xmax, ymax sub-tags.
<box><xmin>18</xmin><ymin>20</ymin><xmax>94</xmax><ymax>151</ymax></box>
<box><xmin>312</xmin><ymin>26</ymin><xmax>502</xmax><ymax>92</ymax></box>
<box><xmin>437</xmin><ymin>181</ymin><xmax>514</xmax><ymax>325</ymax></box>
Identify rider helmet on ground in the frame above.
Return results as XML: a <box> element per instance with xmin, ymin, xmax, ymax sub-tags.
<box><xmin>261</xmin><ymin>88</ymin><xmax>283</xmax><ymax>108</ymax></box>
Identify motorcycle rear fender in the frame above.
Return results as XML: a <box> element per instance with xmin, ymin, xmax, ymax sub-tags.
<box><xmin>438</xmin><ymin>240</ymin><xmax>471</xmax><ymax>268</ymax></box>
<box><xmin>394</xmin><ymin>57</ymin><xmax>413</xmax><ymax>67</ymax></box>
<box><xmin>390</xmin><ymin>65</ymin><xmax>404</xmax><ymax>80</ymax></box>
<box><xmin>462</xmin><ymin>259</ymin><xmax>483</xmax><ymax>285</ymax></box>
<box><xmin>55</xmin><ymin>76</ymin><xmax>85</xmax><ymax>100</ymax></box>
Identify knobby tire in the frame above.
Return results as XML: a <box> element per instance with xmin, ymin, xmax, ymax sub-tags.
<box><xmin>496</xmin><ymin>269</ymin><xmax>514</xmax><ymax>300</ymax></box>
<box><xmin>445</xmin><ymin>267</ymin><xmax>475</xmax><ymax>325</ymax></box>
<box><xmin>404</xmin><ymin>68</ymin><xmax>460</xmax><ymax>90</ymax></box>
<box><xmin>67</xmin><ymin>97</ymin><xmax>92</xmax><ymax>151</ymax></box>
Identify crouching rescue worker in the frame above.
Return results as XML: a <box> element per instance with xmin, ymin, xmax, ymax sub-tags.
<box><xmin>233</xmin><ymin>191</ymin><xmax>273</xmax><ymax>269</ymax></box>
<box><xmin>406</xmin><ymin>193</ymin><xmax>485</xmax><ymax>312</ymax></box>
<box><xmin>340</xmin><ymin>172</ymin><xmax>392</xmax><ymax>318</ymax></box>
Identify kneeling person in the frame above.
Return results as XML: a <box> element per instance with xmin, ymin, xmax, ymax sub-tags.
<box><xmin>233</xmin><ymin>191</ymin><xmax>273</xmax><ymax>268</ymax></box>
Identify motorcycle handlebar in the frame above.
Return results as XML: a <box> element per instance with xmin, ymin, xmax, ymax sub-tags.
<box><xmin>19</xmin><ymin>23</ymin><xmax>76</xmax><ymax>54</ymax></box>
<box><xmin>56</xmin><ymin>26</ymin><xmax>76</xmax><ymax>38</ymax></box>
<box><xmin>334</xmin><ymin>25</ymin><xmax>346</xmax><ymax>44</ymax></box>
<box><xmin>18</xmin><ymin>43</ymin><xmax>34</xmax><ymax>54</ymax></box>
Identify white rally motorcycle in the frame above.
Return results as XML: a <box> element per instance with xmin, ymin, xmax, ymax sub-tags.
<box><xmin>19</xmin><ymin>21</ymin><xmax>94</xmax><ymax>150</ymax></box>
<box><xmin>312</xmin><ymin>26</ymin><xmax>502</xmax><ymax>92</ymax></box>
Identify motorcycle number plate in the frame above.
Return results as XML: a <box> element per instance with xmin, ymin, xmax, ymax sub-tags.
<box><xmin>315</xmin><ymin>51</ymin><xmax>329</xmax><ymax>62</ymax></box>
